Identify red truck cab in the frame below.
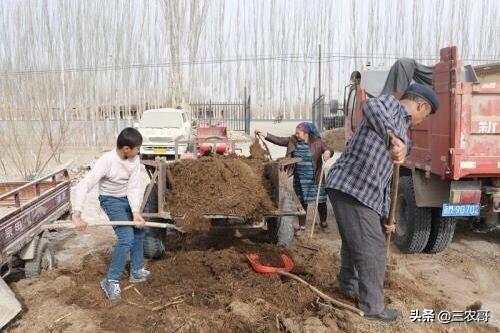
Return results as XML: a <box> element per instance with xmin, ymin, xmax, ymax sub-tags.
<box><xmin>344</xmin><ymin>46</ymin><xmax>499</xmax><ymax>253</ymax></box>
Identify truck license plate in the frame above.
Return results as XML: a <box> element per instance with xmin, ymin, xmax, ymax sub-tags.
<box><xmin>442</xmin><ymin>204</ymin><xmax>480</xmax><ymax>217</ymax></box>
<box><xmin>153</xmin><ymin>148</ymin><xmax>167</xmax><ymax>154</ymax></box>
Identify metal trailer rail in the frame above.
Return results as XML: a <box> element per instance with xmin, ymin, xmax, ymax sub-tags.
<box><xmin>141</xmin><ymin>159</ymin><xmax>177</xmax><ymax>220</ymax></box>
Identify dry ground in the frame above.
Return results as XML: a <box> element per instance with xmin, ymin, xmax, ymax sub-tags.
<box><xmin>4</xmin><ymin>187</ymin><xmax>499</xmax><ymax>333</ymax></box>
<box><xmin>2</xmin><ymin>138</ymin><xmax>499</xmax><ymax>332</ymax></box>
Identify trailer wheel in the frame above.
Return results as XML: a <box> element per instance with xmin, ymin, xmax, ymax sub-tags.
<box><xmin>394</xmin><ymin>176</ymin><xmax>432</xmax><ymax>253</ymax></box>
<box><xmin>266</xmin><ymin>218</ymin><xmax>279</xmax><ymax>243</ymax></box>
<box><xmin>142</xmin><ymin>184</ymin><xmax>167</xmax><ymax>259</ymax></box>
<box><xmin>267</xmin><ymin>217</ymin><xmax>294</xmax><ymax>247</ymax></box>
<box><xmin>424</xmin><ymin>210</ymin><xmax>457</xmax><ymax>253</ymax></box>
<box><xmin>144</xmin><ymin>228</ymin><xmax>166</xmax><ymax>259</ymax></box>
<box><xmin>24</xmin><ymin>238</ymin><xmax>55</xmax><ymax>278</ymax></box>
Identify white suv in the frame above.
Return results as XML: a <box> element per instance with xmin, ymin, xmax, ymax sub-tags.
<box><xmin>137</xmin><ymin>108</ymin><xmax>192</xmax><ymax>158</ymax></box>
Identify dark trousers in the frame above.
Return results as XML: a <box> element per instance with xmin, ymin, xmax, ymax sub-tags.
<box><xmin>327</xmin><ymin>189</ymin><xmax>386</xmax><ymax>315</ymax></box>
<box><xmin>298</xmin><ymin>201</ymin><xmax>327</xmax><ymax>226</ymax></box>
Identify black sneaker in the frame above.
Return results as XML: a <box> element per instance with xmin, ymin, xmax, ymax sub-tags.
<box><xmin>365</xmin><ymin>308</ymin><xmax>399</xmax><ymax>322</ymax></box>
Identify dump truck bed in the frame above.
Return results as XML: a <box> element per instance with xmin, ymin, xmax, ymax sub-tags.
<box><xmin>408</xmin><ymin>47</ymin><xmax>500</xmax><ymax>180</ymax></box>
<box><xmin>346</xmin><ymin>47</ymin><xmax>500</xmax><ymax>181</ymax></box>
<box><xmin>450</xmin><ymin>62</ymin><xmax>500</xmax><ymax>179</ymax></box>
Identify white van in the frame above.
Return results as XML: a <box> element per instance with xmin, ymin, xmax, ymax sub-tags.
<box><xmin>137</xmin><ymin>108</ymin><xmax>192</xmax><ymax>158</ymax></box>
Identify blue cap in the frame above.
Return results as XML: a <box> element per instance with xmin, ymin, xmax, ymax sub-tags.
<box><xmin>404</xmin><ymin>83</ymin><xmax>439</xmax><ymax>113</ymax></box>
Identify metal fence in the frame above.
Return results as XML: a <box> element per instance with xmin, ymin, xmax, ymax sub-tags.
<box><xmin>189</xmin><ymin>90</ymin><xmax>251</xmax><ymax>134</ymax></box>
<box><xmin>312</xmin><ymin>95</ymin><xmax>345</xmax><ymax>132</ymax></box>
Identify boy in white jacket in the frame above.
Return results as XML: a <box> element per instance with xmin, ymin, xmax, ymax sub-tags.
<box><xmin>72</xmin><ymin>127</ymin><xmax>147</xmax><ymax>300</ymax></box>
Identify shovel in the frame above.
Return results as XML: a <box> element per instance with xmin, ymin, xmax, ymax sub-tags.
<box><xmin>42</xmin><ymin>220</ymin><xmax>186</xmax><ymax>234</ymax></box>
<box><xmin>255</xmin><ymin>133</ymin><xmax>273</xmax><ymax>160</ymax></box>
<box><xmin>246</xmin><ymin>253</ymin><xmax>364</xmax><ymax>316</ymax></box>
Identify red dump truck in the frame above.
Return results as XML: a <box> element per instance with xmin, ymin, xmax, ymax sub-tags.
<box><xmin>344</xmin><ymin>46</ymin><xmax>499</xmax><ymax>253</ymax></box>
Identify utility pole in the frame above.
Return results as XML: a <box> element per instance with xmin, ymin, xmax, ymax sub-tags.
<box><xmin>318</xmin><ymin>44</ymin><xmax>321</xmax><ymax>99</ymax></box>
<box><xmin>317</xmin><ymin>44</ymin><xmax>322</xmax><ymax>130</ymax></box>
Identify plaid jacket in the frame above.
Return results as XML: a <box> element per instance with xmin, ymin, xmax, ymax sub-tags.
<box><xmin>325</xmin><ymin>95</ymin><xmax>411</xmax><ymax>217</ymax></box>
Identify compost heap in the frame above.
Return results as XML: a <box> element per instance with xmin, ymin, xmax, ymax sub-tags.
<box><xmin>11</xmin><ymin>232</ymin><xmax>498</xmax><ymax>333</ymax></box>
<box><xmin>249</xmin><ymin>137</ymin><xmax>270</xmax><ymax>160</ymax></box>
<box><xmin>322</xmin><ymin>128</ymin><xmax>346</xmax><ymax>152</ymax></box>
<box><xmin>166</xmin><ymin>154</ymin><xmax>275</xmax><ymax>230</ymax></box>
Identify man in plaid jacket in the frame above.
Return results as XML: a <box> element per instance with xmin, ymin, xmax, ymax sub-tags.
<box><xmin>325</xmin><ymin>83</ymin><xmax>439</xmax><ymax>321</ymax></box>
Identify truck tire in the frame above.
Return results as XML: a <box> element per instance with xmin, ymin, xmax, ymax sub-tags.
<box><xmin>24</xmin><ymin>238</ymin><xmax>55</xmax><ymax>278</ymax></box>
<box><xmin>144</xmin><ymin>228</ymin><xmax>166</xmax><ymax>259</ymax></box>
<box><xmin>394</xmin><ymin>176</ymin><xmax>432</xmax><ymax>253</ymax></box>
<box><xmin>142</xmin><ymin>184</ymin><xmax>167</xmax><ymax>259</ymax></box>
<box><xmin>267</xmin><ymin>217</ymin><xmax>294</xmax><ymax>247</ymax></box>
<box><xmin>424</xmin><ymin>210</ymin><xmax>457</xmax><ymax>253</ymax></box>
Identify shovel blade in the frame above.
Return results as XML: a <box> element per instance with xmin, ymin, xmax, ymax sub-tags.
<box><xmin>246</xmin><ymin>253</ymin><xmax>294</xmax><ymax>274</ymax></box>
<box><xmin>0</xmin><ymin>277</ymin><xmax>22</xmax><ymax>329</ymax></box>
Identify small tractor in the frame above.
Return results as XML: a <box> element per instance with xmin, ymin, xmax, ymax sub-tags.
<box><xmin>196</xmin><ymin>119</ymin><xmax>230</xmax><ymax>156</ymax></box>
<box><xmin>178</xmin><ymin>119</ymin><xmax>244</xmax><ymax>160</ymax></box>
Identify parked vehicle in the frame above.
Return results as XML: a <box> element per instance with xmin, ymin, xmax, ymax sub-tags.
<box><xmin>0</xmin><ymin>168</ymin><xmax>71</xmax><ymax>328</ymax></box>
<box><xmin>343</xmin><ymin>46</ymin><xmax>499</xmax><ymax>253</ymax></box>
<box><xmin>138</xmin><ymin>108</ymin><xmax>193</xmax><ymax>159</ymax></box>
<box><xmin>174</xmin><ymin>119</ymin><xmax>249</xmax><ymax>160</ymax></box>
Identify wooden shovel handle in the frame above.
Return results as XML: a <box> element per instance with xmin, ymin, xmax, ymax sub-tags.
<box><xmin>309</xmin><ymin>156</ymin><xmax>327</xmax><ymax>239</ymax></box>
<box><xmin>42</xmin><ymin>221</ymin><xmax>169</xmax><ymax>229</ymax></box>
<box><xmin>278</xmin><ymin>271</ymin><xmax>364</xmax><ymax>317</ymax></box>
<box><xmin>256</xmin><ymin>134</ymin><xmax>273</xmax><ymax>160</ymax></box>
<box><xmin>386</xmin><ymin>164</ymin><xmax>400</xmax><ymax>256</ymax></box>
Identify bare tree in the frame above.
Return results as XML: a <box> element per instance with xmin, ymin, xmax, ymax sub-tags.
<box><xmin>0</xmin><ymin>0</ymin><xmax>497</xmax><ymax>179</ymax></box>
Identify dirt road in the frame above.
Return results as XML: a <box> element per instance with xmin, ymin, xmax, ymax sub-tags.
<box><xmin>3</xmin><ymin>146</ymin><xmax>499</xmax><ymax>332</ymax></box>
<box><xmin>4</xmin><ymin>187</ymin><xmax>499</xmax><ymax>332</ymax></box>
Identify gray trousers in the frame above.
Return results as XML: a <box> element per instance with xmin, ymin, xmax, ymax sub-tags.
<box><xmin>327</xmin><ymin>189</ymin><xmax>387</xmax><ymax>315</ymax></box>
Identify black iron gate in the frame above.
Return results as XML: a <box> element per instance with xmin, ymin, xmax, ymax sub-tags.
<box><xmin>190</xmin><ymin>90</ymin><xmax>251</xmax><ymax>134</ymax></box>
<box><xmin>312</xmin><ymin>95</ymin><xmax>344</xmax><ymax>132</ymax></box>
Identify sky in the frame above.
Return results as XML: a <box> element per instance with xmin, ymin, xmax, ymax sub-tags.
<box><xmin>0</xmin><ymin>0</ymin><xmax>499</xmax><ymax>119</ymax></box>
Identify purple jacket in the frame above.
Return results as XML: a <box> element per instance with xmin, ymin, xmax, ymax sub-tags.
<box><xmin>265</xmin><ymin>133</ymin><xmax>332</xmax><ymax>184</ymax></box>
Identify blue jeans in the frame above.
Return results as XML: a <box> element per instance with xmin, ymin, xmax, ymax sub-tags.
<box><xmin>99</xmin><ymin>195</ymin><xmax>146</xmax><ymax>281</ymax></box>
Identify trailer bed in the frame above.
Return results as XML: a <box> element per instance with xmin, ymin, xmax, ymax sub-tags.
<box><xmin>0</xmin><ymin>169</ymin><xmax>71</xmax><ymax>266</ymax></box>
<box><xmin>203</xmin><ymin>158</ymin><xmax>306</xmax><ymax>223</ymax></box>
<box><xmin>0</xmin><ymin>168</ymin><xmax>71</xmax><ymax>329</ymax></box>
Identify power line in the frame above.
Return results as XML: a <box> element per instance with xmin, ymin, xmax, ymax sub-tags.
<box><xmin>1</xmin><ymin>53</ymin><xmax>498</xmax><ymax>77</ymax></box>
